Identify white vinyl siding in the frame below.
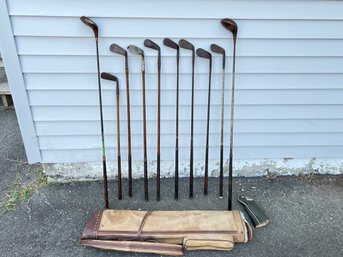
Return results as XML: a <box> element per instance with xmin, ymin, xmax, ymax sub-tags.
<box><xmin>4</xmin><ymin>0</ymin><xmax>343</xmax><ymax>164</ymax></box>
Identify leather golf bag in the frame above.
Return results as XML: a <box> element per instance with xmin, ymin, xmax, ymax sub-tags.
<box><xmin>81</xmin><ymin>209</ymin><xmax>252</xmax><ymax>255</ymax></box>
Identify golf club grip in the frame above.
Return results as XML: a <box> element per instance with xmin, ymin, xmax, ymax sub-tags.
<box><xmin>102</xmin><ymin>158</ymin><xmax>109</xmax><ymax>208</ymax></box>
<box><xmin>128</xmin><ymin>154</ymin><xmax>132</xmax><ymax>197</ymax></box>
<box><xmin>219</xmin><ymin>145</ymin><xmax>224</xmax><ymax>197</ymax></box>
<box><xmin>157</xmin><ymin>154</ymin><xmax>161</xmax><ymax>201</ymax></box>
<box><xmin>117</xmin><ymin>155</ymin><xmax>122</xmax><ymax>200</ymax></box>
<box><xmin>144</xmin><ymin>159</ymin><xmax>149</xmax><ymax>201</ymax></box>
<box><xmin>189</xmin><ymin>145</ymin><xmax>194</xmax><ymax>198</ymax></box>
<box><xmin>175</xmin><ymin>147</ymin><xmax>179</xmax><ymax>200</ymax></box>
<box><xmin>204</xmin><ymin>146</ymin><xmax>209</xmax><ymax>195</ymax></box>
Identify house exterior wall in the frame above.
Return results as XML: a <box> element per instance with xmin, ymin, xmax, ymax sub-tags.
<box><xmin>2</xmin><ymin>0</ymin><xmax>343</xmax><ymax>180</ymax></box>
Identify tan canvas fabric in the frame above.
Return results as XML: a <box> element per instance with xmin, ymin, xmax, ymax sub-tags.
<box><xmin>81</xmin><ymin>209</ymin><xmax>252</xmax><ymax>255</ymax></box>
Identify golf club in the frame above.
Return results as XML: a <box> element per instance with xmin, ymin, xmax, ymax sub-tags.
<box><xmin>210</xmin><ymin>43</ymin><xmax>226</xmax><ymax>198</ymax></box>
<box><xmin>221</xmin><ymin>18</ymin><xmax>238</xmax><ymax>211</ymax></box>
<box><xmin>196</xmin><ymin>48</ymin><xmax>212</xmax><ymax>196</ymax></box>
<box><xmin>178</xmin><ymin>39</ymin><xmax>195</xmax><ymax>198</ymax></box>
<box><xmin>144</xmin><ymin>39</ymin><xmax>161</xmax><ymax>201</ymax></box>
<box><xmin>163</xmin><ymin>38</ymin><xmax>180</xmax><ymax>200</ymax></box>
<box><xmin>127</xmin><ymin>45</ymin><xmax>149</xmax><ymax>201</ymax></box>
<box><xmin>110</xmin><ymin>44</ymin><xmax>133</xmax><ymax>198</ymax></box>
<box><xmin>80</xmin><ymin>16</ymin><xmax>109</xmax><ymax>208</ymax></box>
<box><xmin>101</xmin><ymin>72</ymin><xmax>122</xmax><ymax>200</ymax></box>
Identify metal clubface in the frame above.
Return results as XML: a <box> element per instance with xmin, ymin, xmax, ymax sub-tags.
<box><xmin>80</xmin><ymin>16</ymin><xmax>109</xmax><ymax>208</ymax></box>
<box><xmin>144</xmin><ymin>39</ymin><xmax>162</xmax><ymax>201</ymax></box>
<box><xmin>211</xmin><ymin>44</ymin><xmax>226</xmax><ymax>198</ymax></box>
<box><xmin>179</xmin><ymin>39</ymin><xmax>195</xmax><ymax>198</ymax></box>
<box><xmin>196</xmin><ymin>48</ymin><xmax>212</xmax><ymax>196</ymax></box>
<box><xmin>101</xmin><ymin>72</ymin><xmax>122</xmax><ymax>200</ymax></box>
<box><xmin>221</xmin><ymin>18</ymin><xmax>238</xmax><ymax>211</ymax></box>
<box><xmin>127</xmin><ymin>45</ymin><xmax>149</xmax><ymax>201</ymax></box>
<box><xmin>110</xmin><ymin>43</ymin><xmax>133</xmax><ymax>198</ymax></box>
<box><xmin>163</xmin><ymin>38</ymin><xmax>180</xmax><ymax>200</ymax></box>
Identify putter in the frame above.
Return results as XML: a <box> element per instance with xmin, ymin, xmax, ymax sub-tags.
<box><xmin>127</xmin><ymin>45</ymin><xmax>149</xmax><ymax>201</ymax></box>
<box><xmin>178</xmin><ymin>39</ymin><xmax>195</xmax><ymax>198</ymax></box>
<box><xmin>210</xmin><ymin>44</ymin><xmax>226</xmax><ymax>198</ymax></box>
<box><xmin>101</xmin><ymin>72</ymin><xmax>122</xmax><ymax>200</ymax></box>
<box><xmin>221</xmin><ymin>18</ymin><xmax>238</xmax><ymax>210</ymax></box>
<box><xmin>163</xmin><ymin>38</ymin><xmax>180</xmax><ymax>200</ymax></box>
<box><xmin>110</xmin><ymin>44</ymin><xmax>133</xmax><ymax>198</ymax></box>
<box><xmin>144</xmin><ymin>39</ymin><xmax>161</xmax><ymax>201</ymax></box>
<box><xmin>80</xmin><ymin>16</ymin><xmax>109</xmax><ymax>208</ymax></box>
<box><xmin>196</xmin><ymin>48</ymin><xmax>212</xmax><ymax>196</ymax></box>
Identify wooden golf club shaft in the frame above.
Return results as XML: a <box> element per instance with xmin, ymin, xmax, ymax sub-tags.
<box><xmin>219</xmin><ymin>55</ymin><xmax>226</xmax><ymax>197</ymax></box>
<box><xmin>115</xmin><ymin>80</ymin><xmax>122</xmax><ymax>200</ymax></box>
<box><xmin>175</xmin><ymin>50</ymin><xmax>180</xmax><ymax>200</ymax></box>
<box><xmin>157</xmin><ymin>56</ymin><xmax>161</xmax><ymax>201</ymax></box>
<box><xmin>189</xmin><ymin>48</ymin><xmax>195</xmax><ymax>198</ymax></box>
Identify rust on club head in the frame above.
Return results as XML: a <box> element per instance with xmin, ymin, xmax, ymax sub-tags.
<box><xmin>221</xmin><ymin>18</ymin><xmax>238</xmax><ymax>38</ymax></box>
<box><xmin>127</xmin><ymin>45</ymin><xmax>144</xmax><ymax>56</ymax></box>
<box><xmin>211</xmin><ymin>44</ymin><xmax>225</xmax><ymax>55</ymax></box>
<box><xmin>110</xmin><ymin>44</ymin><xmax>127</xmax><ymax>57</ymax></box>
<box><xmin>80</xmin><ymin>16</ymin><xmax>98</xmax><ymax>39</ymax></box>
<box><xmin>144</xmin><ymin>39</ymin><xmax>160</xmax><ymax>51</ymax></box>
<box><xmin>163</xmin><ymin>38</ymin><xmax>179</xmax><ymax>50</ymax></box>
<box><xmin>179</xmin><ymin>39</ymin><xmax>194</xmax><ymax>51</ymax></box>
<box><xmin>196</xmin><ymin>48</ymin><xmax>212</xmax><ymax>60</ymax></box>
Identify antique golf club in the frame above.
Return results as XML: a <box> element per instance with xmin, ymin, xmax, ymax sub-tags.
<box><xmin>221</xmin><ymin>18</ymin><xmax>238</xmax><ymax>211</ymax></box>
<box><xmin>80</xmin><ymin>16</ymin><xmax>109</xmax><ymax>208</ymax></box>
<box><xmin>163</xmin><ymin>38</ymin><xmax>180</xmax><ymax>200</ymax></box>
<box><xmin>144</xmin><ymin>39</ymin><xmax>161</xmax><ymax>201</ymax></box>
<box><xmin>196</xmin><ymin>48</ymin><xmax>212</xmax><ymax>196</ymax></box>
<box><xmin>210</xmin><ymin>43</ymin><xmax>226</xmax><ymax>198</ymax></box>
<box><xmin>127</xmin><ymin>45</ymin><xmax>149</xmax><ymax>201</ymax></box>
<box><xmin>101</xmin><ymin>72</ymin><xmax>122</xmax><ymax>200</ymax></box>
<box><xmin>110</xmin><ymin>44</ymin><xmax>133</xmax><ymax>198</ymax></box>
<box><xmin>178</xmin><ymin>39</ymin><xmax>195</xmax><ymax>198</ymax></box>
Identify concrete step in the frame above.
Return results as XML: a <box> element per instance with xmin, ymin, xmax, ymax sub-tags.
<box><xmin>0</xmin><ymin>82</ymin><xmax>12</xmax><ymax>107</ymax></box>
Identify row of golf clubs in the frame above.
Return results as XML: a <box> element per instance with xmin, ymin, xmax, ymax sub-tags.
<box><xmin>80</xmin><ymin>16</ymin><xmax>238</xmax><ymax>210</ymax></box>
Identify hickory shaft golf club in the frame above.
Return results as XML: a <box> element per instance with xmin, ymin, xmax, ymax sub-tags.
<box><xmin>163</xmin><ymin>38</ymin><xmax>180</xmax><ymax>200</ymax></box>
<box><xmin>221</xmin><ymin>18</ymin><xmax>238</xmax><ymax>211</ymax></box>
<box><xmin>110</xmin><ymin>44</ymin><xmax>133</xmax><ymax>197</ymax></box>
<box><xmin>179</xmin><ymin>39</ymin><xmax>195</xmax><ymax>198</ymax></box>
<box><xmin>196</xmin><ymin>48</ymin><xmax>212</xmax><ymax>196</ymax></box>
<box><xmin>144</xmin><ymin>39</ymin><xmax>161</xmax><ymax>201</ymax></box>
<box><xmin>210</xmin><ymin>44</ymin><xmax>226</xmax><ymax>197</ymax></box>
<box><xmin>127</xmin><ymin>45</ymin><xmax>149</xmax><ymax>201</ymax></box>
<box><xmin>80</xmin><ymin>16</ymin><xmax>109</xmax><ymax>208</ymax></box>
<box><xmin>101</xmin><ymin>72</ymin><xmax>122</xmax><ymax>200</ymax></box>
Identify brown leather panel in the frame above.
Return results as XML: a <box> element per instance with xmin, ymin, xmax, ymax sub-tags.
<box><xmin>81</xmin><ymin>209</ymin><xmax>103</xmax><ymax>239</ymax></box>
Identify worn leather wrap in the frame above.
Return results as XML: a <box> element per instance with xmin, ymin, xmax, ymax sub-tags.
<box><xmin>81</xmin><ymin>209</ymin><xmax>252</xmax><ymax>255</ymax></box>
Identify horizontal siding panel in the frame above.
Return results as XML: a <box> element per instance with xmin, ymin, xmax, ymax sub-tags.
<box><xmin>31</xmin><ymin>105</ymin><xmax>343</xmax><ymax>121</ymax></box>
<box><xmin>41</xmin><ymin>146</ymin><xmax>343</xmax><ymax>163</ymax></box>
<box><xmin>27</xmin><ymin>89</ymin><xmax>343</xmax><ymax>106</ymax></box>
<box><xmin>20</xmin><ymin>56</ymin><xmax>343</xmax><ymax>74</ymax></box>
<box><xmin>24</xmin><ymin>73</ymin><xmax>343</xmax><ymax>90</ymax></box>
<box><xmin>35</xmin><ymin>119</ymin><xmax>343</xmax><ymax>136</ymax></box>
<box><xmin>11</xmin><ymin>17</ymin><xmax>343</xmax><ymax>39</ymax></box>
<box><xmin>8</xmin><ymin>0</ymin><xmax>343</xmax><ymax>20</ymax></box>
<box><xmin>16</xmin><ymin>37</ymin><xmax>343</xmax><ymax>57</ymax></box>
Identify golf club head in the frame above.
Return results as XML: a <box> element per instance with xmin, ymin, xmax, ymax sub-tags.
<box><xmin>221</xmin><ymin>18</ymin><xmax>238</xmax><ymax>38</ymax></box>
<box><xmin>80</xmin><ymin>16</ymin><xmax>98</xmax><ymax>39</ymax></box>
<box><xmin>101</xmin><ymin>72</ymin><xmax>119</xmax><ymax>95</ymax></box>
<box><xmin>127</xmin><ymin>45</ymin><xmax>144</xmax><ymax>56</ymax></box>
<box><xmin>144</xmin><ymin>39</ymin><xmax>160</xmax><ymax>51</ymax></box>
<box><xmin>163</xmin><ymin>38</ymin><xmax>179</xmax><ymax>50</ymax></box>
<box><xmin>178</xmin><ymin>39</ymin><xmax>194</xmax><ymax>51</ymax></box>
<box><xmin>211</xmin><ymin>44</ymin><xmax>225</xmax><ymax>69</ymax></box>
<box><xmin>196</xmin><ymin>48</ymin><xmax>212</xmax><ymax>60</ymax></box>
<box><xmin>110</xmin><ymin>44</ymin><xmax>127</xmax><ymax>57</ymax></box>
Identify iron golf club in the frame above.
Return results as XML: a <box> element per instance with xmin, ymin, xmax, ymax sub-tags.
<box><xmin>80</xmin><ymin>16</ymin><xmax>109</xmax><ymax>208</ymax></box>
<box><xmin>110</xmin><ymin>44</ymin><xmax>133</xmax><ymax>197</ymax></box>
<box><xmin>163</xmin><ymin>38</ymin><xmax>180</xmax><ymax>200</ymax></box>
<box><xmin>127</xmin><ymin>45</ymin><xmax>149</xmax><ymax>201</ymax></box>
<box><xmin>196</xmin><ymin>48</ymin><xmax>212</xmax><ymax>196</ymax></box>
<box><xmin>101</xmin><ymin>72</ymin><xmax>122</xmax><ymax>200</ymax></box>
<box><xmin>210</xmin><ymin>43</ymin><xmax>226</xmax><ymax>198</ymax></box>
<box><xmin>178</xmin><ymin>39</ymin><xmax>195</xmax><ymax>198</ymax></box>
<box><xmin>144</xmin><ymin>39</ymin><xmax>161</xmax><ymax>201</ymax></box>
<box><xmin>221</xmin><ymin>18</ymin><xmax>238</xmax><ymax>210</ymax></box>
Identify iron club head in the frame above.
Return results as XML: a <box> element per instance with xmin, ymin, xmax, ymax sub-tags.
<box><xmin>144</xmin><ymin>39</ymin><xmax>160</xmax><ymax>51</ymax></box>
<box><xmin>101</xmin><ymin>72</ymin><xmax>119</xmax><ymax>95</ymax></box>
<box><xmin>127</xmin><ymin>45</ymin><xmax>144</xmax><ymax>56</ymax></box>
<box><xmin>80</xmin><ymin>16</ymin><xmax>98</xmax><ymax>39</ymax></box>
<box><xmin>110</xmin><ymin>44</ymin><xmax>127</xmax><ymax>56</ymax></box>
<box><xmin>210</xmin><ymin>44</ymin><xmax>225</xmax><ymax>56</ymax></box>
<box><xmin>178</xmin><ymin>39</ymin><xmax>194</xmax><ymax>51</ymax></box>
<box><xmin>221</xmin><ymin>18</ymin><xmax>238</xmax><ymax>38</ymax></box>
<box><xmin>196</xmin><ymin>48</ymin><xmax>212</xmax><ymax>60</ymax></box>
<box><xmin>163</xmin><ymin>38</ymin><xmax>179</xmax><ymax>50</ymax></box>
